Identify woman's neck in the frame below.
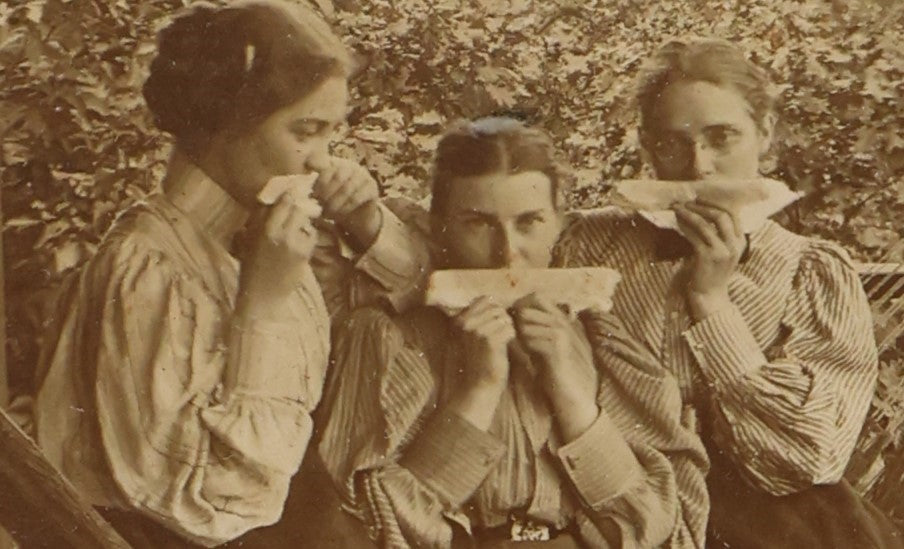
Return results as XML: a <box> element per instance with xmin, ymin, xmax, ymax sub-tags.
<box><xmin>162</xmin><ymin>149</ymin><xmax>249</xmax><ymax>247</ymax></box>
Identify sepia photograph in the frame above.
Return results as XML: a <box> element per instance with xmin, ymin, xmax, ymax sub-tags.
<box><xmin>1</xmin><ymin>0</ymin><xmax>903</xmax><ymax>547</ymax></box>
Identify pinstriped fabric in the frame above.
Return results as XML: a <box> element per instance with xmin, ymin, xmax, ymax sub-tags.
<box><xmin>580</xmin><ymin>310</ymin><xmax>710</xmax><ymax>549</ymax></box>
<box><xmin>311</xmin><ymin>197</ymin><xmax>431</xmax><ymax>321</ymax></box>
<box><xmin>317</xmin><ymin>304</ymin><xmax>710</xmax><ymax>548</ymax></box>
<box><xmin>555</xmin><ymin>210</ymin><xmax>879</xmax><ymax>497</ymax></box>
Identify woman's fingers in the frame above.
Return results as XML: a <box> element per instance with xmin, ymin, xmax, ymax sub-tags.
<box><xmin>514</xmin><ymin>307</ymin><xmax>558</xmax><ymax>329</ymax></box>
<box><xmin>687</xmin><ymin>200</ymin><xmax>742</xmax><ymax>242</ymax></box>
<box><xmin>293</xmin><ymin>195</ymin><xmax>324</xmax><ymax>220</ymax></box>
<box><xmin>456</xmin><ymin>296</ymin><xmax>502</xmax><ymax>327</ymax></box>
<box><xmin>265</xmin><ymin>194</ymin><xmax>295</xmax><ymax>238</ymax></box>
<box><xmin>517</xmin><ymin>323</ymin><xmax>555</xmax><ymax>343</ymax></box>
<box><xmin>334</xmin><ymin>184</ymin><xmax>376</xmax><ymax>216</ymax></box>
<box><xmin>466</xmin><ymin>307</ymin><xmax>512</xmax><ymax>333</ymax></box>
<box><xmin>674</xmin><ymin>204</ymin><xmax>719</xmax><ymax>250</ymax></box>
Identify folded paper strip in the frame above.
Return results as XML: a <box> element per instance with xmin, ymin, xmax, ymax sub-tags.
<box><xmin>424</xmin><ymin>267</ymin><xmax>622</xmax><ymax>313</ymax></box>
<box><xmin>610</xmin><ymin>178</ymin><xmax>803</xmax><ymax>234</ymax></box>
<box><xmin>257</xmin><ymin>173</ymin><xmax>318</xmax><ymax>206</ymax></box>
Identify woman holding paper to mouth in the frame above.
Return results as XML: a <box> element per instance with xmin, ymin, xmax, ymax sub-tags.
<box><xmin>31</xmin><ymin>1</ymin><xmax>426</xmax><ymax>546</ymax></box>
<box><xmin>318</xmin><ymin>118</ymin><xmax>709</xmax><ymax>548</ymax></box>
<box><xmin>557</xmin><ymin>38</ymin><xmax>898</xmax><ymax>548</ymax></box>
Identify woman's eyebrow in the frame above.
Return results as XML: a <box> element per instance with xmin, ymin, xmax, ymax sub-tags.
<box><xmin>516</xmin><ymin>209</ymin><xmax>548</xmax><ymax>218</ymax></box>
<box><xmin>703</xmin><ymin>123</ymin><xmax>741</xmax><ymax>133</ymax></box>
<box><xmin>289</xmin><ymin>118</ymin><xmax>330</xmax><ymax>131</ymax></box>
<box><xmin>453</xmin><ymin>208</ymin><xmax>497</xmax><ymax>219</ymax></box>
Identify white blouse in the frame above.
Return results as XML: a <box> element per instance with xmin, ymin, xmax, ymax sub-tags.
<box><xmin>32</xmin><ymin>160</ymin><xmax>429</xmax><ymax>546</ymax></box>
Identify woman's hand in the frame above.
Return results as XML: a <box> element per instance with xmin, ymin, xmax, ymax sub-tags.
<box><xmin>308</xmin><ymin>156</ymin><xmax>382</xmax><ymax>250</ymax></box>
<box><xmin>673</xmin><ymin>199</ymin><xmax>745</xmax><ymax>321</ymax></box>
<box><xmin>445</xmin><ymin>296</ymin><xmax>515</xmax><ymax>430</ymax></box>
<box><xmin>237</xmin><ymin>192</ymin><xmax>321</xmax><ymax>317</ymax></box>
<box><xmin>512</xmin><ymin>295</ymin><xmax>599</xmax><ymax>441</ymax></box>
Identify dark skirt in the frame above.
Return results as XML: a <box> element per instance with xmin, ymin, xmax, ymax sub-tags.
<box><xmin>99</xmin><ymin>447</ymin><xmax>375</xmax><ymax>549</ymax></box>
<box><xmin>705</xmin><ymin>447</ymin><xmax>904</xmax><ymax>549</ymax></box>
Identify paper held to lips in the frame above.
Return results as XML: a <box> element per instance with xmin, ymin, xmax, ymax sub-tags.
<box><xmin>425</xmin><ymin>267</ymin><xmax>622</xmax><ymax>313</ymax></box>
<box><xmin>609</xmin><ymin>178</ymin><xmax>803</xmax><ymax>234</ymax></box>
<box><xmin>257</xmin><ymin>173</ymin><xmax>319</xmax><ymax>206</ymax></box>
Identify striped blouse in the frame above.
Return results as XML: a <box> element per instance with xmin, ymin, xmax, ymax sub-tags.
<box><xmin>32</xmin><ymin>161</ymin><xmax>429</xmax><ymax>547</ymax></box>
<box><xmin>554</xmin><ymin>210</ymin><xmax>879</xmax><ymax>496</ymax></box>
<box><xmin>318</xmin><ymin>305</ymin><xmax>710</xmax><ymax>548</ymax></box>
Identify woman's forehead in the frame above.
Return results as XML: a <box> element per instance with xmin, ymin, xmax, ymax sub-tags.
<box><xmin>445</xmin><ymin>171</ymin><xmax>555</xmax><ymax>216</ymax></box>
<box><xmin>276</xmin><ymin>77</ymin><xmax>349</xmax><ymax>125</ymax></box>
<box><xmin>654</xmin><ymin>80</ymin><xmax>756</xmax><ymax>132</ymax></box>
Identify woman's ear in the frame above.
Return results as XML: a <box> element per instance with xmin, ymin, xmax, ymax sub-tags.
<box><xmin>757</xmin><ymin>112</ymin><xmax>776</xmax><ymax>157</ymax></box>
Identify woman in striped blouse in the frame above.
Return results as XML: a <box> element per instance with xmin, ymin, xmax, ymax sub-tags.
<box><xmin>32</xmin><ymin>1</ymin><xmax>426</xmax><ymax>546</ymax></box>
<box><xmin>556</xmin><ymin>37</ymin><xmax>901</xmax><ymax>548</ymax></box>
<box><xmin>317</xmin><ymin>117</ymin><xmax>710</xmax><ymax>548</ymax></box>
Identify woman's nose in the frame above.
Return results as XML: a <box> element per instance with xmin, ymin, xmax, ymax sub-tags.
<box><xmin>495</xmin><ymin>226</ymin><xmax>527</xmax><ymax>268</ymax></box>
<box><xmin>692</xmin><ymin>142</ymin><xmax>717</xmax><ymax>179</ymax></box>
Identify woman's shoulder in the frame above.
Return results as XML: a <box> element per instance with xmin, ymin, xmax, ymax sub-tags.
<box><xmin>88</xmin><ymin>197</ymin><xmax>215</xmax><ymax>290</ymax></box>
<box><xmin>562</xmin><ymin>206</ymin><xmax>637</xmax><ymax>237</ymax></box>
<box><xmin>555</xmin><ymin>207</ymin><xmax>657</xmax><ymax>267</ymax></box>
<box><xmin>90</xmin><ymin>200</ymin><xmax>166</xmax><ymax>263</ymax></box>
<box><xmin>753</xmin><ymin>221</ymin><xmax>857</xmax><ymax>275</ymax></box>
<box><xmin>337</xmin><ymin>305</ymin><xmax>449</xmax><ymax>362</ymax></box>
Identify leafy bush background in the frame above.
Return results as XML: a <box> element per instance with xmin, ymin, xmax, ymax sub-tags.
<box><xmin>1</xmin><ymin>0</ymin><xmax>903</xmax><ymax>521</ymax></box>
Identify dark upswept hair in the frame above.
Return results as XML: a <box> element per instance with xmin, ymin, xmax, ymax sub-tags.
<box><xmin>636</xmin><ymin>37</ymin><xmax>776</xmax><ymax>142</ymax></box>
<box><xmin>430</xmin><ymin>117</ymin><xmax>564</xmax><ymax>217</ymax></box>
<box><xmin>143</xmin><ymin>0</ymin><xmax>352</xmax><ymax>148</ymax></box>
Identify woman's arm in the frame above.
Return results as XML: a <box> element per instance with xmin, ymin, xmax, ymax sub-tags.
<box><xmin>89</xmin><ymin>239</ymin><xmax>329</xmax><ymax>546</ymax></box>
<box><xmin>318</xmin><ymin>308</ymin><xmax>507</xmax><ymax>548</ymax></box>
<box><xmin>309</xmin><ymin>159</ymin><xmax>432</xmax><ymax>318</ymax></box>
<box><xmin>558</xmin><ymin>311</ymin><xmax>710</xmax><ymax>549</ymax></box>
<box><xmin>683</xmin><ymin>240</ymin><xmax>878</xmax><ymax>495</ymax></box>
<box><xmin>557</xmin><ymin>210</ymin><xmax>879</xmax><ymax>496</ymax></box>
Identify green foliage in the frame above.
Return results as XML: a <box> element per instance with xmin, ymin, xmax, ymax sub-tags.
<box><xmin>329</xmin><ymin>0</ymin><xmax>904</xmax><ymax>260</ymax></box>
<box><xmin>1</xmin><ymin>0</ymin><xmax>903</xmax><ymax>510</ymax></box>
<box><xmin>1</xmin><ymin>0</ymin><xmax>186</xmax><ymax>391</ymax></box>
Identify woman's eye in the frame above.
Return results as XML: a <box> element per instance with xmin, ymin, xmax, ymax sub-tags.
<box><xmin>291</xmin><ymin>121</ymin><xmax>323</xmax><ymax>138</ymax></box>
<box><xmin>516</xmin><ymin>215</ymin><xmax>544</xmax><ymax>231</ymax></box>
<box><xmin>706</xmin><ymin>128</ymin><xmax>739</xmax><ymax>150</ymax></box>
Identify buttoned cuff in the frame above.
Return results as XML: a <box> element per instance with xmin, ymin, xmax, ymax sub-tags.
<box><xmin>224</xmin><ymin>320</ymin><xmax>304</xmax><ymax>401</ymax></box>
<box><xmin>354</xmin><ymin>203</ymin><xmax>429</xmax><ymax>311</ymax></box>
<box><xmin>556</xmin><ymin>412</ymin><xmax>642</xmax><ymax>508</ymax></box>
<box><xmin>683</xmin><ymin>305</ymin><xmax>767</xmax><ymax>389</ymax></box>
<box><xmin>399</xmin><ymin>410</ymin><xmax>505</xmax><ymax>508</ymax></box>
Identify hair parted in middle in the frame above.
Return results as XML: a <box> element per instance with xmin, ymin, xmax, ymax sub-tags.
<box><xmin>635</xmin><ymin>36</ymin><xmax>776</xmax><ymax>144</ymax></box>
<box><xmin>430</xmin><ymin>117</ymin><xmax>566</xmax><ymax>217</ymax></box>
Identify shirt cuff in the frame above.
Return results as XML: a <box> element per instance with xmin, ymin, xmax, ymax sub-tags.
<box><xmin>224</xmin><ymin>320</ymin><xmax>305</xmax><ymax>401</ymax></box>
<box><xmin>682</xmin><ymin>304</ymin><xmax>767</xmax><ymax>389</ymax></box>
<box><xmin>556</xmin><ymin>411</ymin><xmax>642</xmax><ymax>508</ymax></box>
<box><xmin>354</xmin><ymin>203</ymin><xmax>429</xmax><ymax>309</ymax></box>
<box><xmin>399</xmin><ymin>410</ymin><xmax>505</xmax><ymax>508</ymax></box>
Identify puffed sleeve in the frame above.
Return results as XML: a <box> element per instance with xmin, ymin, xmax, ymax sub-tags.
<box><xmin>571</xmin><ymin>310</ymin><xmax>710</xmax><ymax>549</ymax></box>
<box><xmin>89</xmin><ymin>237</ymin><xmax>329</xmax><ymax>546</ymax></box>
<box><xmin>318</xmin><ymin>308</ymin><xmax>505</xmax><ymax>548</ymax></box>
<box><xmin>682</xmin><ymin>239</ymin><xmax>878</xmax><ymax>495</ymax></box>
<box><xmin>311</xmin><ymin>198</ymin><xmax>431</xmax><ymax>319</ymax></box>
